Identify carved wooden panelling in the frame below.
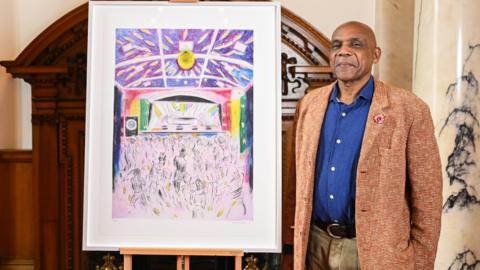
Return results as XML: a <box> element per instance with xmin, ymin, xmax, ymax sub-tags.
<box><xmin>0</xmin><ymin>150</ymin><xmax>34</xmax><ymax>270</ymax></box>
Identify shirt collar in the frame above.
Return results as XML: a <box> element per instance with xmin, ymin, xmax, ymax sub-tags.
<box><xmin>330</xmin><ymin>76</ymin><xmax>375</xmax><ymax>102</ymax></box>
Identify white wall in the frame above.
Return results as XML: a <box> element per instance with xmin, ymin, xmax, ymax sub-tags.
<box><xmin>13</xmin><ymin>0</ymin><xmax>87</xmax><ymax>56</ymax></box>
<box><xmin>0</xmin><ymin>0</ymin><xmax>375</xmax><ymax>149</ymax></box>
<box><xmin>0</xmin><ymin>0</ymin><xmax>18</xmax><ymax>148</ymax></box>
<box><xmin>278</xmin><ymin>0</ymin><xmax>376</xmax><ymax>38</ymax></box>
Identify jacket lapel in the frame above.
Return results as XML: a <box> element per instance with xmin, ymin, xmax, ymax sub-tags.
<box><xmin>357</xmin><ymin>80</ymin><xmax>390</xmax><ymax>168</ymax></box>
<box><xmin>301</xmin><ymin>85</ymin><xmax>334</xmax><ymax>181</ymax></box>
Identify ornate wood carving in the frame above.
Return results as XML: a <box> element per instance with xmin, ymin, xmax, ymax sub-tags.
<box><xmin>0</xmin><ymin>2</ymin><xmax>333</xmax><ymax>270</ymax></box>
<box><xmin>280</xmin><ymin>7</ymin><xmax>334</xmax><ymax>115</ymax></box>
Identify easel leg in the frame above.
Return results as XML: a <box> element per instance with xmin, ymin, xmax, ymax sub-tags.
<box><xmin>177</xmin><ymin>255</ymin><xmax>190</xmax><ymax>270</ymax></box>
<box><xmin>235</xmin><ymin>255</ymin><xmax>242</xmax><ymax>270</ymax></box>
<box><xmin>176</xmin><ymin>256</ymin><xmax>182</xmax><ymax>270</ymax></box>
<box><xmin>123</xmin><ymin>254</ymin><xmax>132</xmax><ymax>270</ymax></box>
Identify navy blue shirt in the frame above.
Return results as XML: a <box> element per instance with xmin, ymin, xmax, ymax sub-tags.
<box><xmin>313</xmin><ymin>77</ymin><xmax>374</xmax><ymax>225</ymax></box>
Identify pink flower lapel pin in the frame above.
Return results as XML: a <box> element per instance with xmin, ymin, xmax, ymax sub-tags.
<box><xmin>373</xmin><ymin>114</ymin><xmax>385</xmax><ymax>124</ymax></box>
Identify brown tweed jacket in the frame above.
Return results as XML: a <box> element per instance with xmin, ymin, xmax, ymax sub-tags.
<box><xmin>293</xmin><ymin>80</ymin><xmax>442</xmax><ymax>270</ymax></box>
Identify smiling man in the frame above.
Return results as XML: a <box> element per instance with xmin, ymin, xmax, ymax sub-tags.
<box><xmin>293</xmin><ymin>21</ymin><xmax>442</xmax><ymax>269</ymax></box>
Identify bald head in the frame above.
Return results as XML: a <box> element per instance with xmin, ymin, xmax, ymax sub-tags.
<box><xmin>332</xmin><ymin>21</ymin><xmax>377</xmax><ymax>48</ymax></box>
<box><xmin>329</xmin><ymin>21</ymin><xmax>381</xmax><ymax>87</ymax></box>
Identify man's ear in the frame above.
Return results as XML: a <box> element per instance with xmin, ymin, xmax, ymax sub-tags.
<box><xmin>373</xmin><ymin>47</ymin><xmax>381</xmax><ymax>64</ymax></box>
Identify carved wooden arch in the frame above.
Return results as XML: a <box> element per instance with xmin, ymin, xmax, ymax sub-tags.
<box><xmin>282</xmin><ymin>7</ymin><xmax>330</xmax><ymax>65</ymax></box>
<box><xmin>0</xmin><ymin>3</ymin><xmax>333</xmax><ymax>270</ymax></box>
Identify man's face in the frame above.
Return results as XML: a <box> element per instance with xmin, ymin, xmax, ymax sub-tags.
<box><xmin>329</xmin><ymin>23</ymin><xmax>380</xmax><ymax>84</ymax></box>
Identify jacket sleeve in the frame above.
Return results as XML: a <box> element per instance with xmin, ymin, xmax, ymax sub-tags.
<box><xmin>406</xmin><ymin>101</ymin><xmax>443</xmax><ymax>269</ymax></box>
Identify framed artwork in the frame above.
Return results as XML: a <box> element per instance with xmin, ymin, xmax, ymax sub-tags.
<box><xmin>83</xmin><ymin>1</ymin><xmax>281</xmax><ymax>252</ymax></box>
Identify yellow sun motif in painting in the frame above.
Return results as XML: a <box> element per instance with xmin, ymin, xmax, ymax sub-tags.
<box><xmin>177</xmin><ymin>49</ymin><xmax>196</xmax><ymax>70</ymax></box>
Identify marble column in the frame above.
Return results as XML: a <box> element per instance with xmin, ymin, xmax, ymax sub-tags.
<box><xmin>413</xmin><ymin>0</ymin><xmax>480</xmax><ymax>269</ymax></box>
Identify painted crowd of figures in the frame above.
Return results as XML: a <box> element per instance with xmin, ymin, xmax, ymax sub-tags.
<box><xmin>112</xmin><ymin>133</ymin><xmax>252</xmax><ymax>220</ymax></box>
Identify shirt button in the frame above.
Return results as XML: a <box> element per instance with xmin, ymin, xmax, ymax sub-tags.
<box><xmin>330</xmin><ymin>166</ymin><xmax>335</xmax><ymax>171</ymax></box>
<box><xmin>341</xmin><ymin>112</ymin><xmax>347</xmax><ymax>117</ymax></box>
<box><xmin>336</xmin><ymin>139</ymin><xmax>341</xmax><ymax>144</ymax></box>
<box><xmin>329</xmin><ymin>194</ymin><xmax>334</xmax><ymax>199</ymax></box>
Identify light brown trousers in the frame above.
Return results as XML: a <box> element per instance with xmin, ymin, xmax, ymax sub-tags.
<box><xmin>307</xmin><ymin>225</ymin><xmax>360</xmax><ymax>270</ymax></box>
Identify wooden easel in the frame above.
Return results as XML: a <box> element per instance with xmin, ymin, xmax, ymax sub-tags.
<box><xmin>120</xmin><ymin>248</ymin><xmax>244</xmax><ymax>270</ymax></box>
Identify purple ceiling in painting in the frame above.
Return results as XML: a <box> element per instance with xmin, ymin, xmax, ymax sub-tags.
<box><xmin>115</xmin><ymin>28</ymin><xmax>253</xmax><ymax>89</ymax></box>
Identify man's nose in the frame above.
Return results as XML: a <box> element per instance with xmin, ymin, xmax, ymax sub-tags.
<box><xmin>337</xmin><ymin>48</ymin><xmax>352</xmax><ymax>56</ymax></box>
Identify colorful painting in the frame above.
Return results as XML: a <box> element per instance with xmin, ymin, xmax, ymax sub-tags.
<box><xmin>111</xmin><ymin>28</ymin><xmax>254</xmax><ymax>220</ymax></box>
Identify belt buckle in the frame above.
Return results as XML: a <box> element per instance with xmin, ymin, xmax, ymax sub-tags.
<box><xmin>326</xmin><ymin>223</ymin><xmax>342</xmax><ymax>239</ymax></box>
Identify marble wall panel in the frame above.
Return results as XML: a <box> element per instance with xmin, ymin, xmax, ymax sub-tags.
<box><xmin>413</xmin><ymin>0</ymin><xmax>480</xmax><ymax>268</ymax></box>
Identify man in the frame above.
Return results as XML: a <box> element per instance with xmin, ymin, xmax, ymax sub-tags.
<box><xmin>293</xmin><ymin>21</ymin><xmax>442</xmax><ymax>269</ymax></box>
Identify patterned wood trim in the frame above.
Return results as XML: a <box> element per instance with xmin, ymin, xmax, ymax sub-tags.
<box><xmin>59</xmin><ymin>114</ymin><xmax>85</xmax><ymax>270</ymax></box>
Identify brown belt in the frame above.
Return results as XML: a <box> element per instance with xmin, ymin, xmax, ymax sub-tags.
<box><xmin>314</xmin><ymin>219</ymin><xmax>356</xmax><ymax>239</ymax></box>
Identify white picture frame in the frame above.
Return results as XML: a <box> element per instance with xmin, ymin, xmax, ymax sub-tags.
<box><xmin>83</xmin><ymin>1</ymin><xmax>281</xmax><ymax>252</ymax></box>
